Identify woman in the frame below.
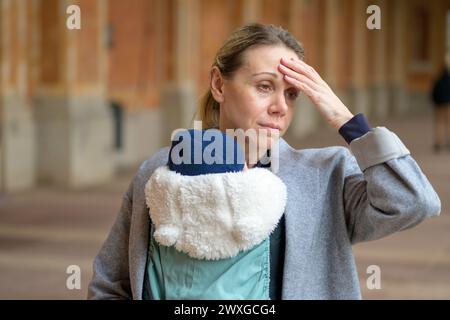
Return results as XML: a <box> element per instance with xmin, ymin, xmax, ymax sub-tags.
<box><xmin>88</xmin><ymin>23</ymin><xmax>441</xmax><ymax>300</ymax></box>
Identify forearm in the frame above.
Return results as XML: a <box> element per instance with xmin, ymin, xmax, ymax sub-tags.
<box><xmin>343</xmin><ymin>126</ymin><xmax>441</xmax><ymax>244</ymax></box>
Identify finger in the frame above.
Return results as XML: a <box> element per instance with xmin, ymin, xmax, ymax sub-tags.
<box><xmin>289</xmin><ymin>58</ymin><xmax>322</xmax><ymax>81</ymax></box>
<box><xmin>288</xmin><ymin>58</ymin><xmax>330</xmax><ymax>89</ymax></box>
<box><xmin>283</xmin><ymin>74</ymin><xmax>316</xmax><ymax>100</ymax></box>
<box><xmin>278</xmin><ymin>64</ymin><xmax>318</xmax><ymax>90</ymax></box>
<box><xmin>280</xmin><ymin>57</ymin><xmax>322</xmax><ymax>83</ymax></box>
<box><xmin>294</xmin><ymin>58</ymin><xmax>321</xmax><ymax>77</ymax></box>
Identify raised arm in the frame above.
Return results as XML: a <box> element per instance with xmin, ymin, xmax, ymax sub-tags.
<box><xmin>343</xmin><ymin>127</ymin><xmax>441</xmax><ymax>244</ymax></box>
<box><xmin>277</xmin><ymin>56</ymin><xmax>441</xmax><ymax>244</ymax></box>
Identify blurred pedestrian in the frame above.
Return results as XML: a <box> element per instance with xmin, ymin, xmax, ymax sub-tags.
<box><xmin>431</xmin><ymin>52</ymin><xmax>450</xmax><ymax>153</ymax></box>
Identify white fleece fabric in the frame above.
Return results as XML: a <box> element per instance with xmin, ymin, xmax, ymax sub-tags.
<box><xmin>144</xmin><ymin>165</ymin><xmax>287</xmax><ymax>260</ymax></box>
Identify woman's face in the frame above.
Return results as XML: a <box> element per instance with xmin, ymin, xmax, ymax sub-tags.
<box><xmin>213</xmin><ymin>45</ymin><xmax>300</xmax><ymax>153</ymax></box>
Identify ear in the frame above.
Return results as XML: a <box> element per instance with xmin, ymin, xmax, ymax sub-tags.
<box><xmin>210</xmin><ymin>66</ymin><xmax>225</xmax><ymax>104</ymax></box>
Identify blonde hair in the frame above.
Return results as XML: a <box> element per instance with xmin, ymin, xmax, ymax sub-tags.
<box><xmin>196</xmin><ymin>23</ymin><xmax>305</xmax><ymax>129</ymax></box>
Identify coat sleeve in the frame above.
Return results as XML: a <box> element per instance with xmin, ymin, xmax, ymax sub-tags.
<box><xmin>87</xmin><ymin>180</ymin><xmax>134</xmax><ymax>299</ymax></box>
<box><xmin>343</xmin><ymin>127</ymin><xmax>441</xmax><ymax>244</ymax></box>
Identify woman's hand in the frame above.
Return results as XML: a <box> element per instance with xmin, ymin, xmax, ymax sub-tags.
<box><xmin>278</xmin><ymin>57</ymin><xmax>354</xmax><ymax>130</ymax></box>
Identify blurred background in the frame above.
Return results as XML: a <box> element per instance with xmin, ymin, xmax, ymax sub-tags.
<box><xmin>0</xmin><ymin>0</ymin><xmax>449</xmax><ymax>299</ymax></box>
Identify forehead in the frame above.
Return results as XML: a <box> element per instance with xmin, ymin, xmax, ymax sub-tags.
<box><xmin>241</xmin><ymin>45</ymin><xmax>299</xmax><ymax>73</ymax></box>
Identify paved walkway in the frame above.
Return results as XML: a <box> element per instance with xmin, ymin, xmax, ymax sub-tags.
<box><xmin>0</xmin><ymin>111</ymin><xmax>449</xmax><ymax>299</ymax></box>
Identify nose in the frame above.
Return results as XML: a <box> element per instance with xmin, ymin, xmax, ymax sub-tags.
<box><xmin>268</xmin><ymin>92</ymin><xmax>288</xmax><ymax>117</ymax></box>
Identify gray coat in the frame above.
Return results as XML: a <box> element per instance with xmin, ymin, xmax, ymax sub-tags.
<box><xmin>87</xmin><ymin>127</ymin><xmax>441</xmax><ymax>299</ymax></box>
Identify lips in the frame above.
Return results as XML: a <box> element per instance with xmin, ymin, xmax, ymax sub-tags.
<box><xmin>258</xmin><ymin>123</ymin><xmax>282</xmax><ymax>131</ymax></box>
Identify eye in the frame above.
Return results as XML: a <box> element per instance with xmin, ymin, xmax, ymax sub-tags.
<box><xmin>257</xmin><ymin>83</ymin><xmax>273</xmax><ymax>93</ymax></box>
<box><xmin>286</xmin><ymin>89</ymin><xmax>299</xmax><ymax>100</ymax></box>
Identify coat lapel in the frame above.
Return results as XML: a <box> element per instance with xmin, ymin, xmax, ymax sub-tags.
<box><xmin>129</xmin><ymin>153</ymin><xmax>169</xmax><ymax>299</ymax></box>
<box><xmin>276</xmin><ymin>139</ymin><xmax>321</xmax><ymax>299</ymax></box>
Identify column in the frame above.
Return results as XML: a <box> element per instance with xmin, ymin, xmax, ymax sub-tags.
<box><xmin>0</xmin><ymin>0</ymin><xmax>36</xmax><ymax>193</ymax></box>
<box><xmin>349</xmin><ymin>0</ymin><xmax>371</xmax><ymax>116</ymax></box>
<box><xmin>390</xmin><ymin>0</ymin><xmax>409</xmax><ymax>115</ymax></box>
<box><xmin>325</xmin><ymin>0</ymin><xmax>354</xmax><ymax>119</ymax></box>
<box><xmin>286</xmin><ymin>0</ymin><xmax>322</xmax><ymax>139</ymax></box>
<box><xmin>369</xmin><ymin>0</ymin><xmax>389</xmax><ymax>119</ymax></box>
<box><xmin>241</xmin><ymin>0</ymin><xmax>261</xmax><ymax>24</ymax></box>
<box><xmin>159</xmin><ymin>0</ymin><xmax>200</xmax><ymax>142</ymax></box>
<box><xmin>34</xmin><ymin>0</ymin><xmax>114</xmax><ymax>188</ymax></box>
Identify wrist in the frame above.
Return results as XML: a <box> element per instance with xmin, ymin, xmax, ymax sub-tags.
<box><xmin>332</xmin><ymin>112</ymin><xmax>354</xmax><ymax>130</ymax></box>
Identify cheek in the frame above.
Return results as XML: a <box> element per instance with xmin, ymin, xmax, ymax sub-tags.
<box><xmin>280</xmin><ymin>107</ymin><xmax>295</xmax><ymax>134</ymax></box>
<box><xmin>228</xmin><ymin>89</ymin><xmax>266</xmax><ymax>125</ymax></box>
<box><xmin>243</xmin><ymin>89</ymin><xmax>274</xmax><ymax>117</ymax></box>
<box><xmin>286</xmin><ymin>106</ymin><xmax>295</xmax><ymax>123</ymax></box>
<box><xmin>242</xmin><ymin>94</ymin><xmax>265</xmax><ymax>116</ymax></box>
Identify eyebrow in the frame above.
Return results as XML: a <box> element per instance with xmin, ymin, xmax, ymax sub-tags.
<box><xmin>251</xmin><ymin>71</ymin><xmax>278</xmax><ymax>78</ymax></box>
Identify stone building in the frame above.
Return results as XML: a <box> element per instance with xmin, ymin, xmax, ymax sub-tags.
<box><xmin>1</xmin><ymin>0</ymin><xmax>449</xmax><ymax>192</ymax></box>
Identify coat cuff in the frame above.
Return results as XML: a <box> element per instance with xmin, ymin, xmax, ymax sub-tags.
<box><xmin>338</xmin><ymin>113</ymin><xmax>372</xmax><ymax>144</ymax></box>
<box><xmin>349</xmin><ymin>127</ymin><xmax>410</xmax><ymax>171</ymax></box>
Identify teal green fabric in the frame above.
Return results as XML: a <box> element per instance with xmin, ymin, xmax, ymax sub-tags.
<box><xmin>143</xmin><ymin>223</ymin><xmax>270</xmax><ymax>300</ymax></box>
